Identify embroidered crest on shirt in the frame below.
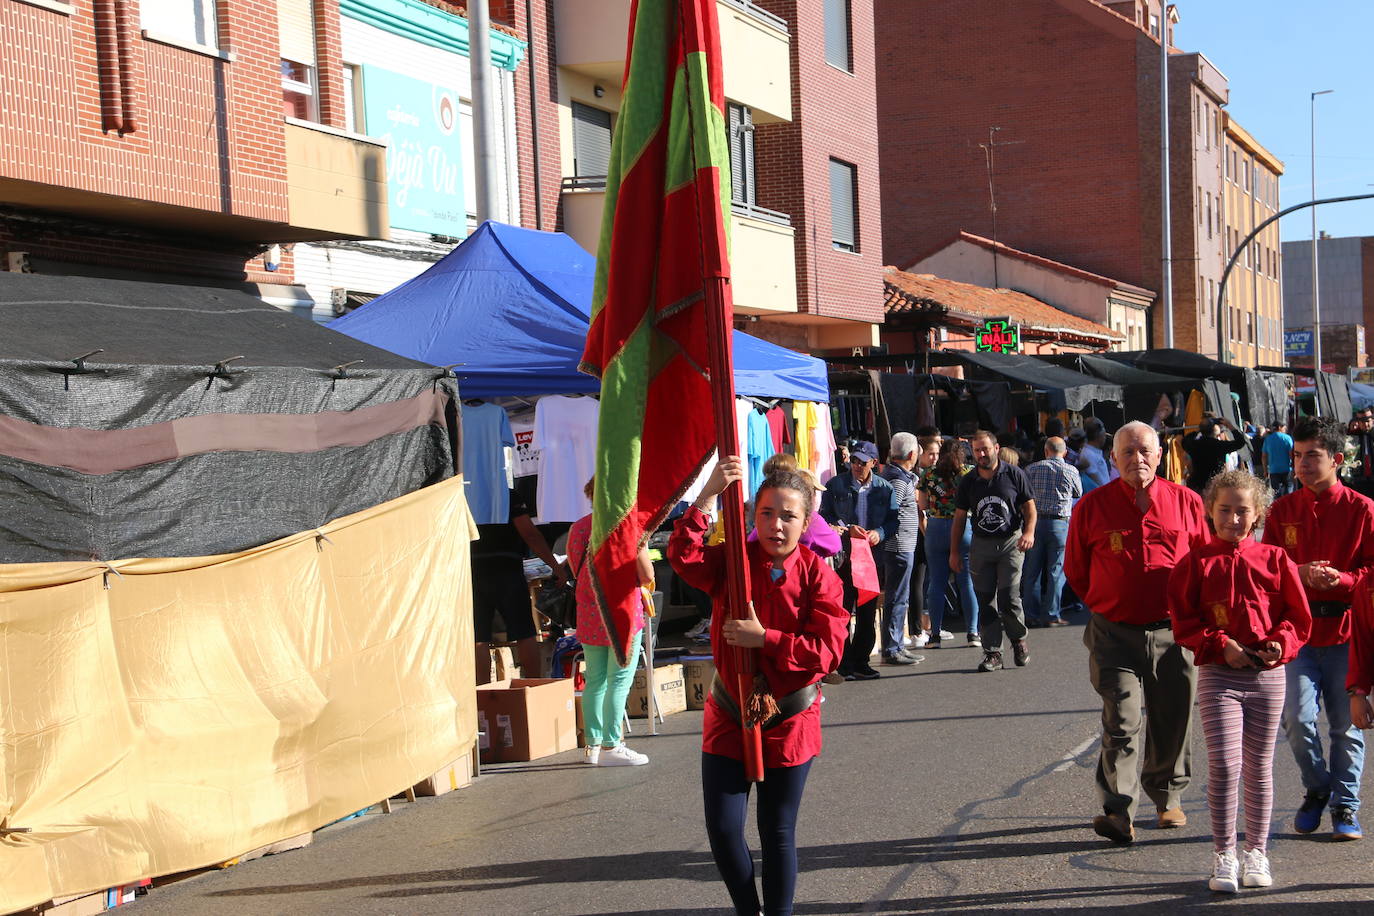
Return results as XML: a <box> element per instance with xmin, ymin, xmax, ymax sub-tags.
<box><xmin>1210</xmin><ymin>601</ymin><xmax>1229</xmax><ymax>627</ymax></box>
<box><xmin>1282</xmin><ymin>523</ymin><xmax>1299</xmax><ymax>546</ymax></box>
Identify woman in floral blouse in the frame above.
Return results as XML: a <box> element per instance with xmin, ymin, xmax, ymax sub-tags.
<box><xmin>918</xmin><ymin>439</ymin><xmax>980</xmax><ymax>648</ymax></box>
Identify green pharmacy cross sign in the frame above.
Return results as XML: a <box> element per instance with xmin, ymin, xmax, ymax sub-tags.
<box><xmin>975</xmin><ymin>318</ymin><xmax>1021</xmax><ymax>354</ymax></box>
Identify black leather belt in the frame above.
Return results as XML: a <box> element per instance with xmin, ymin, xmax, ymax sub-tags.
<box><xmin>1311</xmin><ymin>601</ymin><xmax>1350</xmax><ymax>619</ymax></box>
<box><xmin>710</xmin><ymin>673</ymin><xmax>819</xmax><ymax>731</ymax></box>
<box><xmin>1100</xmin><ymin>614</ymin><xmax>1172</xmax><ymax>631</ymax></box>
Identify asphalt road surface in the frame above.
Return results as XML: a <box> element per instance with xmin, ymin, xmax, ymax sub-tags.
<box><xmin>132</xmin><ymin>619</ymin><xmax>1374</xmax><ymax>914</ymax></box>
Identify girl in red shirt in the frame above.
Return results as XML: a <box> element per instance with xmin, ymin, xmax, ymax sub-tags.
<box><xmin>1168</xmin><ymin>469</ymin><xmax>1311</xmax><ymax>894</ymax></box>
<box><xmin>669</xmin><ymin>456</ymin><xmax>848</xmax><ymax>916</ymax></box>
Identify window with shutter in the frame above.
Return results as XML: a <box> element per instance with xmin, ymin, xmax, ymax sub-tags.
<box><xmin>278</xmin><ymin>0</ymin><xmax>318</xmax><ymax>121</ymax></box>
<box><xmin>830</xmin><ymin>158</ymin><xmax>857</xmax><ymax>252</ymax></box>
<box><xmin>571</xmin><ymin>102</ymin><xmax>613</xmax><ymax>182</ymax></box>
<box><xmin>142</xmin><ymin>0</ymin><xmax>218</xmax><ymax>47</ymax></box>
<box><xmin>823</xmin><ymin>0</ymin><xmax>851</xmax><ymax>72</ymax></box>
<box><xmin>728</xmin><ymin>104</ymin><xmax>755</xmax><ymax>206</ymax></box>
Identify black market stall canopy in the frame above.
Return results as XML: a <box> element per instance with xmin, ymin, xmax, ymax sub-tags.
<box><xmin>830</xmin><ymin>350</ymin><xmax>1124</xmax><ymax>444</ymax></box>
<box><xmin>939</xmin><ymin>350</ymin><xmax>1124</xmax><ymax>412</ymax></box>
<box><xmin>1044</xmin><ymin>353</ymin><xmax>1206</xmax><ymax>425</ymax></box>
<box><xmin>0</xmin><ymin>272</ymin><xmax>458</xmax><ymax>563</ymax></box>
<box><xmin>1102</xmin><ymin>348</ymin><xmax>1294</xmax><ymax>429</ymax></box>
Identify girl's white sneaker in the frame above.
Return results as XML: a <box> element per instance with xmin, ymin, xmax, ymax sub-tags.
<box><xmin>597</xmin><ymin>744</ymin><xmax>649</xmax><ymax>766</ymax></box>
<box><xmin>1241</xmin><ymin>847</ymin><xmax>1272</xmax><ymax>888</ymax></box>
<box><xmin>584</xmin><ymin>746</ymin><xmax>600</xmax><ymax>765</ymax></box>
<box><xmin>1209</xmin><ymin>849</ymin><xmax>1239</xmax><ymax>893</ymax></box>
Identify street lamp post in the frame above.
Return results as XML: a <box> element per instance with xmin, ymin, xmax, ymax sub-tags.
<box><xmin>1311</xmin><ymin>89</ymin><xmax>1333</xmax><ymax>373</ymax></box>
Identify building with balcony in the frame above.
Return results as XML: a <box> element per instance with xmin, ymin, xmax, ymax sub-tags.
<box><xmin>550</xmin><ymin>0</ymin><xmax>883</xmax><ymax>353</ymax></box>
<box><xmin>0</xmin><ymin>0</ymin><xmax>389</xmax><ymax>300</ymax></box>
<box><xmin>291</xmin><ymin>0</ymin><xmax>527</xmax><ymax>321</ymax></box>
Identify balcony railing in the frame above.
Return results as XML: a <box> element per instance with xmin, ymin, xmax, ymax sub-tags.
<box><xmin>719</xmin><ymin>0</ymin><xmax>788</xmax><ymax>34</ymax></box>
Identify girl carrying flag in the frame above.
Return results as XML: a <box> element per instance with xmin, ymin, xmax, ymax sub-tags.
<box><xmin>669</xmin><ymin>456</ymin><xmax>848</xmax><ymax>916</ymax></box>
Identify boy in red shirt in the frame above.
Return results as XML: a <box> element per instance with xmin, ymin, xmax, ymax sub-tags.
<box><xmin>1262</xmin><ymin>416</ymin><xmax>1374</xmax><ymax>841</ymax></box>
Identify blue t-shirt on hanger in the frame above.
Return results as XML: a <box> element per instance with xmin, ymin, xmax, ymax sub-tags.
<box><xmin>461</xmin><ymin>402</ymin><xmax>515</xmax><ymax>525</ymax></box>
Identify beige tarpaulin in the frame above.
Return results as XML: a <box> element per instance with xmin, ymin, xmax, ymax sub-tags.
<box><xmin>0</xmin><ymin>476</ymin><xmax>476</xmax><ymax>914</ymax></box>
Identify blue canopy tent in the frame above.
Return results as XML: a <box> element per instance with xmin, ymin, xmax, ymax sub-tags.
<box><xmin>329</xmin><ymin>221</ymin><xmax>829</xmax><ymax>402</ymax></box>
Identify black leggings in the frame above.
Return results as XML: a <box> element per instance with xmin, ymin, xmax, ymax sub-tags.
<box><xmin>702</xmin><ymin>751</ymin><xmax>813</xmax><ymax>916</ymax></box>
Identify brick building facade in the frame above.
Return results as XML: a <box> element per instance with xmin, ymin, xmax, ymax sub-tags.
<box><xmin>753</xmin><ymin>0</ymin><xmax>884</xmax><ymax>343</ymax></box>
<box><xmin>873</xmin><ymin>0</ymin><xmax>1270</xmax><ymax>358</ymax></box>
<box><xmin>1</xmin><ymin>0</ymin><xmax>386</xmax><ymax>291</ymax></box>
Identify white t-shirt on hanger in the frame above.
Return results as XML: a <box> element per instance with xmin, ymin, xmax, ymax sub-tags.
<box><xmin>534</xmin><ymin>395</ymin><xmax>600</xmax><ymax>523</ymax></box>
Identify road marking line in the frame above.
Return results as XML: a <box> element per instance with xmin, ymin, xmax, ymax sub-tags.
<box><xmin>1052</xmin><ymin>734</ymin><xmax>1099</xmax><ymax>773</ymax></box>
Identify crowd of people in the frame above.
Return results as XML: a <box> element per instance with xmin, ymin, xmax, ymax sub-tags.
<box><xmin>661</xmin><ymin>407</ymin><xmax>1374</xmax><ymax>913</ymax></box>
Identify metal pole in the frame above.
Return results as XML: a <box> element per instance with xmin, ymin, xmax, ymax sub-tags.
<box><xmin>1216</xmin><ymin>192</ymin><xmax>1374</xmax><ymax>360</ymax></box>
<box><xmin>1311</xmin><ymin>89</ymin><xmax>1333</xmax><ymax>373</ymax></box>
<box><xmin>469</xmin><ymin>0</ymin><xmax>500</xmax><ymax>223</ymax></box>
<box><xmin>1159</xmin><ymin>7</ymin><xmax>1175</xmax><ymax>348</ymax></box>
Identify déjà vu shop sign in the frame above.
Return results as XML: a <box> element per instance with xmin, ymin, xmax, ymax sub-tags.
<box><xmin>363</xmin><ymin>65</ymin><xmax>466</xmax><ymax>237</ymax></box>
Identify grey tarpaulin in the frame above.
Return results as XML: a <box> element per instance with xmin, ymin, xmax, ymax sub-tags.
<box><xmin>1201</xmin><ymin>379</ymin><xmax>1255</xmax><ymax>467</ymax></box>
<box><xmin>1243</xmin><ymin>369</ymin><xmax>1289</xmax><ymax>429</ymax></box>
<box><xmin>0</xmin><ymin>272</ymin><xmax>457</xmax><ymax>563</ymax></box>
<box><xmin>956</xmin><ymin>351</ymin><xmax>1123</xmax><ymax>412</ymax></box>
<box><xmin>1316</xmin><ymin>371</ymin><xmax>1353</xmax><ymax>424</ymax></box>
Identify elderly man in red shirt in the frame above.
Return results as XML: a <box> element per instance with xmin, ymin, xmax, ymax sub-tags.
<box><xmin>1263</xmin><ymin>416</ymin><xmax>1374</xmax><ymax>841</ymax></box>
<box><xmin>1065</xmin><ymin>420</ymin><xmax>1209</xmax><ymax>845</ymax></box>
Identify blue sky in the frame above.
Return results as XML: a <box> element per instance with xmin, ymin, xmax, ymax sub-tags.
<box><xmin>1177</xmin><ymin>1</ymin><xmax>1374</xmax><ymax>242</ymax></box>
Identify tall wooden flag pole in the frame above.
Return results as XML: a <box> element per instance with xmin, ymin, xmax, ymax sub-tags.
<box><xmin>679</xmin><ymin>0</ymin><xmax>764</xmax><ymax>783</ymax></box>
<box><xmin>578</xmin><ymin>0</ymin><xmax>763</xmax><ymax>781</ymax></box>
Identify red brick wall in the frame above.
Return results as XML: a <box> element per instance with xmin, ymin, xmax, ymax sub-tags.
<box><xmin>0</xmin><ymin>1</ymin><xmax>289</xmax><ymax>223</ymax></box>
<box><xmin>755</xmin><ymin>0</ymin><xmax>884</xmax><ymax>326</ymax></box>
<box><xmin>874</xmin><ymin>0</ymin><xmax>1148</xmax><ymax>293</ymax></box>
<box><xmin>494</xmin><ymin>0</ymin><xmax>562</xmax><ymax>231</ymax></box>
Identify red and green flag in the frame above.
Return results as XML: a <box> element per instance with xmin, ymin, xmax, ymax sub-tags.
<box><xmin>578</xmin><ymin>0</ymin><xmax>732</xmax><ymax>666</ymax></box>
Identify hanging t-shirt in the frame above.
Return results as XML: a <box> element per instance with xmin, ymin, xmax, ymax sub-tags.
<box><xmin>810</xmin><ymin>402</ymin><xmax>838</xmax><ymax>483</ymax></box>
<box><xmin>735</xmin><ymin>397</ymin><xmax>752</xmax><ymax>461</ymax></box>
<box><xmin>793</xmin><ymin>401</ymin><xmax>813</xmax><ymax>472</ymax></box>
<box><xmin>746</xmin><ymin>406</ymin><xmax>777</xmax><ymax>495</ymax></box>
<box><xmin>508</xmin><ymin>407</ymin><xmax>540</xmax><ymax>479</ymax></box>
<box><xmin>535</xmin><ymin>395</ymin><xmax>599</xmax><ymax>523</ymax></box>
<box><xmin>461</xmin><ymin>401</ymin><xmax>514</xmax><ymax>525</ymax></box>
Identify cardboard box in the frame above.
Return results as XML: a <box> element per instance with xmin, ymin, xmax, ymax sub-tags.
<box><xmin>29</xmin><ymin>891</ymin><xmax>107</xmax><ymax>916</ymax></box>
<box><xmin>230</xmin><ymin>832</ymin><xmax>313</xmax><ymax>865</ymax></box>
<box><xmin>413</xmin><ymin>752</ymin><xmax>474</xmax><ymax>796</ymax></box>
<box><xmin>627</xmin><ymin>663</ymin><xmax>686</xmax><ymax>719</ymax></box>
<box><xmin>491</xmin><ymin>645</ymin><xmax>518</xmax><ymax>681</ymax></box>
<box><xmin>476</xmin><ymin>678</ymin><xmax>578</xmax><ymax>763</ymax></box>
<box><xmin>680</xmin><ymin>655</ymin><xmax>716</xmax><ymax>710</ymax></box>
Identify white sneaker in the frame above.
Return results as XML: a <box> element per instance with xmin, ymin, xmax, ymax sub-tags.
<box><xmin>1209</xmin><ymin>849</ymin><xmax>1239</xmax><ymax>893</ymax></box>
<box><xmin>1241</xmin><ymin>847</ymin><xmax>1272</xmax><ymax>888</ymax></box>
<box><xmin>597</xmin><ymin>744</ymin><xmax>649</xmax><ymax>766</ymax></box>
<box><xmin>911</xmin><ymin>631</ymin><xmax>930</xmax><ymax>648</ymax></box>
<box><xmin>584</xmin><ymin>746</ymin><xmax>600</xmax><ymax>765</ymax></box>
<box><xmin>939</xmin><ymin>629</ymin><xmax>954</xmax><ymax>641</ymax></box>
<box><xmin>685</xmin><ymin>618</ymin><xmax>711</xmax><ymax>639</ymax></box>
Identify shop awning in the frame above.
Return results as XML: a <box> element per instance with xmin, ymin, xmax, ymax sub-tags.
<box><xmin>955</xmin><ymin>351</ymin><xmax>1122</xmax><ymax>411</ymax></box>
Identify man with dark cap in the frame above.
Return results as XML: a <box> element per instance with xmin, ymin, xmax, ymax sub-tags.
<box><xmin>820</xmin><ymin>440</ymin><xmax>899</xmax><ymax>680</ymax></box>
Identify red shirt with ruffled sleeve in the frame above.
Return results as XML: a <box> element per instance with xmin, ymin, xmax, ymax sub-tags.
<box><xmin>668</xmin><ymin>507</ymin><xmax>848</xmax><ymax>768</ymax></box>
<box><xmin>1168</xmin><ymin>534</ymin><xmax>1311</xmax><ymax>667</ymax></box>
